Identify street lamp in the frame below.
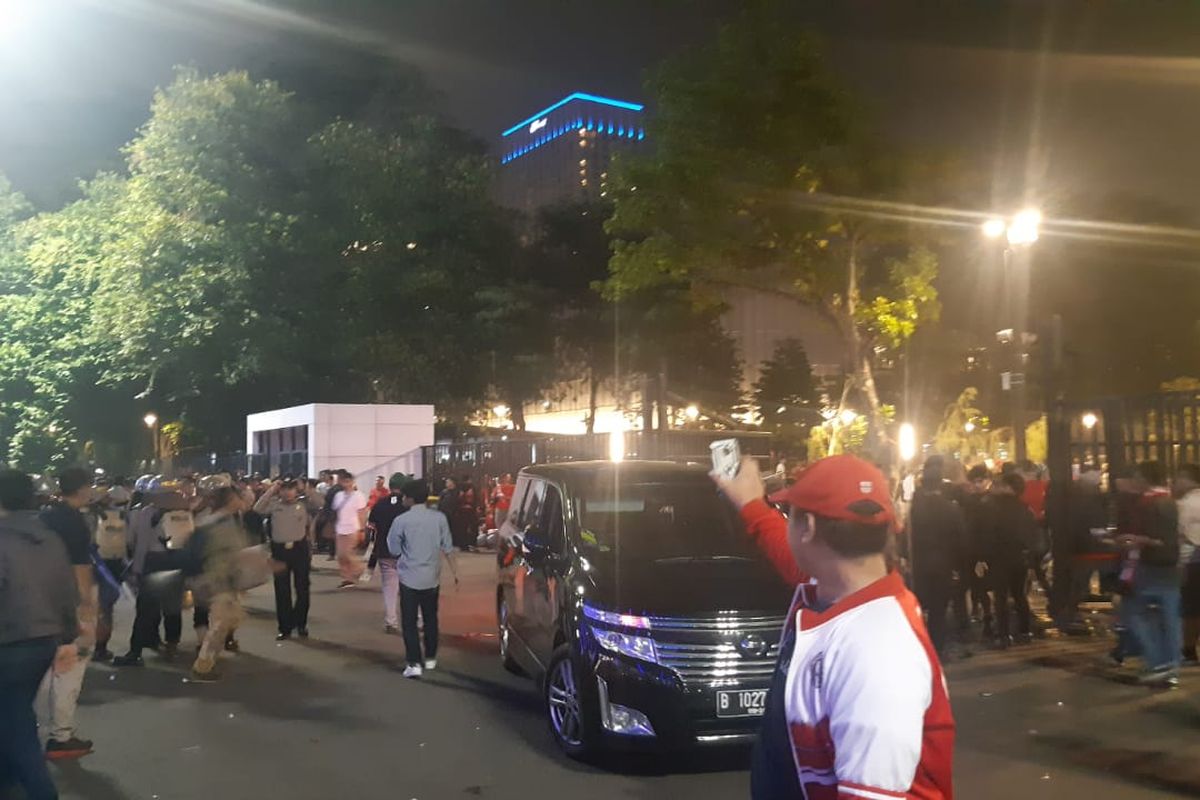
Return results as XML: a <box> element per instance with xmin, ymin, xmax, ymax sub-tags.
<box><xmin>981</xmin><ymin>207</ymin><xmax>1041</xmax><ymax>464</ymax></box>
<box><xmin>143</xmin><ymin>412</ymin><xmax>159</xmax><ymax>465</ymax></box>
<box><xmin>1081</xmin><ymin>412</ymin><xmax>1098</xmax><ymax>430</ymax></box>
<box><xmin>684</xmin><ymin>404</ymin><xmax>700</xmax><ymax>421</ymax></box>
<box><xmin>839</xmin><ymin>409</ymin><xmax>858</xmax><ymax>427</ymax></box>
<box><xmin>964</xmin><ymin>421</ymin><xmax>976</xmax><ymax>434</ymax></box>
<box><xmin>898</xmin><ymin>423</ymin><xmax>917</xmax><ymax>463</ymax></box>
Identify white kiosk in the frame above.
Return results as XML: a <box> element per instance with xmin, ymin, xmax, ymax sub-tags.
<box><xmin>245</xmin><ymin>403</ymin><xmax>435</xmax><ymax>484</ymax></box>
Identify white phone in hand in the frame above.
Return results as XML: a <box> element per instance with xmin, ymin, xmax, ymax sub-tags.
<box><xmin>710</xmin><ymin>438</ymin><xmax>741</xmax><ymax>481</ymax></box>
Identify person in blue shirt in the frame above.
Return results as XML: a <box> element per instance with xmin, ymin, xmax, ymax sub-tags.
<box><xmin>387</xmin><ymin>481</ymin><xmax>457</xmax><ymax>679</ymax></box>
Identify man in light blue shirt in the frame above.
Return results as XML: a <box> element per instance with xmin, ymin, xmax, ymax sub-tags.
<box><xmin>387</xmin><ymin>481</ymin><xmax>457</xmax><ymax>678</ymax></box>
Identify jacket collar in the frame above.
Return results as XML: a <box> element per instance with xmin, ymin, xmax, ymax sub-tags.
<box><xmin>796</xmin><ymin>571</ymin><xmax>906</xmax><ymax>631</ymax></box>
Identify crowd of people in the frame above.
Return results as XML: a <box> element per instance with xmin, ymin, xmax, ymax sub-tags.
<box><xmin>902</xmin><ymin>454</ymin><xmax>1199</xmax><ymax>689</ymax></box>
<box><xmin>0</xmin><ymin>465</ymin><xmax>465</xmax><ymax>800</ymax></box>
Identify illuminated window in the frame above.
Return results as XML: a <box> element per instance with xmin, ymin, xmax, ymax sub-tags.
<box><xmin>579</xmin><ymin>140</ymin><xmax>587</xmax><ymax>148</ymax></box>
<box><xmin>607</xmin><ymin>121</ymin><xmax>614</xmax><ymax>135</ymax></box>
<box><xmin>637</xmin><ymin>128</ymin><xmax>645</xmax><ymax>140</ymax></box>
<box><xmin>579</xmin><ymin>159</ymin><xmax>587</xmax><ymax>166</ymax></box>
<box><xmin>580</xmin><ymin>179</ymin><xmax>588</xmax><ymax>186</ymax></box>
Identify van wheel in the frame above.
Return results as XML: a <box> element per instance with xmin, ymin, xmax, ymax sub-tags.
<box><xmin>545</xmin><ymin>645</ymin><xmax>599</xmax><ymax>759</ymax></box>
<box><xmin>498</xmin><ymin>597</ymin><xmax>525</xmax><ymax>676</ymax></box>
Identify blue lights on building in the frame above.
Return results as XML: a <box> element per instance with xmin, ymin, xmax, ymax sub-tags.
<box><xmin>499</xmin><ymin>91</ymin><xmax>646</xmax><ymax>166</ymax></box>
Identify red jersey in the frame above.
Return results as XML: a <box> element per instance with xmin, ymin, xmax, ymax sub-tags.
<box><xmin>494</xmin><ymin>482</ymin><xmax>515</xmax><ymax>511</ymax></box>
<box><xmin>741</xmin><ymin>500</ymin><xmax>955</xmax><ymax>799</ymax></box>
<box><xmin>1020</xmin><ymin>479</ymin><xmax>1047</xmax><ymax>524</ymax></box>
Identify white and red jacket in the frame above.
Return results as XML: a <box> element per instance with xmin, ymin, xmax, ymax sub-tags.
<box><xmin>741</xmin><ymin>499</ymin><xmax>955</xmax><ymax>800</ymax></box>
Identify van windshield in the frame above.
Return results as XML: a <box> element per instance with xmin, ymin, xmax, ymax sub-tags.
<box><xmin>573</xmin><ymin>479</ymin><xmax>760</xmax><ymax>561</ymax></box>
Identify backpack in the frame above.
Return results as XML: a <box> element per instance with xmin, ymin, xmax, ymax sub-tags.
<box><xmin>95</xmin><ymin>508</ymin><xmax>128</xmax><ymax>560</ymax></box>
<box><xmin>156</xmin><ymin>509</ymin><xmax>196</xmax><ymax>549</ymax></box>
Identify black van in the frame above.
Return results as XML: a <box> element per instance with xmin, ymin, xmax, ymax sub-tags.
<box><xmin>495</xmin><ymin>461</ymin><xmax>793</xmax><ymax>758</ymax></box>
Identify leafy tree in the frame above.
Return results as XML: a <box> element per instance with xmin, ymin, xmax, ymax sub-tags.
<box><xmin>755</xmin><ymin>338</ymin><xmax>819</xmax><ymax>450</ymax></box>
<box><xmin>606</xmin><ymin>4</ymin><xmax>945</xmax><ymax>460</ymax></box>
<box><xmin>0</xmin><ymin>68</ymin><xmax>518</xmax><ymax>465</ymax></box>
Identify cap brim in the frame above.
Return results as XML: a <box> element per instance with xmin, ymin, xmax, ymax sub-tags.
<box><xmin>767</xmin><ymin>488</ymin><xmax>791</xmax><ymax>505</ymax></box>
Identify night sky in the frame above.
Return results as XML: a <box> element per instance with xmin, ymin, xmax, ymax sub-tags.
<box><xmin>4</xmin><ymin>0</ymin><xmax>1200</xmax><ymax>219</ymax></box>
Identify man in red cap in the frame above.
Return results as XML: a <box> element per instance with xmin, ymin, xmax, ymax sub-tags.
<box><xmin>715</xmin><ymin>455</ymin><xmax>954</xmax><ymax>800</ymax></box>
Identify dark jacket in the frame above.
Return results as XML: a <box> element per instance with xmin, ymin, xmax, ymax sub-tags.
<box><xmin>1138</xmin><ymin>491</ymin><xmax>1179</xmax><ymax>569</ymax></box>
<box><xmin>0</xmin><ymin>510</ymin><xmax>80</xmax><ymax>646</ymax></box>
<box><xmin>909</xmin><ymin>485</ymin><xmax>966</xmax><ymax>578</ymax></box>
<box><xmin>989</xmin><ymin>494</ymin><xmax>1039</xmax><ymax>569</ymax></box>
<box><xmin>367</xmin><ymin>493</ymin><xmax>407</xmax><ymax>566</ymax></box>
<box><xmin>959</xmin><ymin>492</ymin><xmax>996</xmax><ymax>566</ymax></box>
<box><xmin>1067</xmin><ymin>484</ymin><xmax>1110</xmax><ymax>557</ymax></box>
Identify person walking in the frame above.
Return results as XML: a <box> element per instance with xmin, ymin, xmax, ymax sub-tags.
<box><xmin>388</xmin><ymin>480</ymin><xmax>458</xmax><ymax>678</ymax></box>
<box><xmin>254</xmin><ymin>480</ymin><xmax>314</xmax><ymax>640</ymax></box>
<box><xmin>367</xmin><ymin>473</ymin><xmax>409</xmax><ymax>634</ymax></box>
<box><xmin>186</xmin><ymin>487</ymin><xmax>250</xmax><ymax>683</ymax></box>
<box><xmin>492</xmin><ymin>473</ymin><xmax>515</xmax><ymax>530</ymax></box>
<box><xmin>332</xmin><ymin>470</ymin><xmax>367</xmax><ymax>588</ymax></box>
<box><xmin>1119</xmin><ymin>461</ymin><xmax>1182</xmax><ymax>687</ymax></box>
<box><xmin>1064</xmin><ymin>466</ymin><xmax>1113</xmax><ymax>627</ymax></box>
<box><xmin>36</xmin><ymin>468</ymin><xmax>98</xmax><ymax>760</ymax></box>
<box><xmin>908</xmin><ymin>456</ymin><xmax>967</xmax><ymax>656</ymax></box>
<box><xmin>1176</xmin><ymin>464</ymin><xmax>1200</xmax><ymax>665</ymax></box>
<box><xmin>367</xmin><ymin>476</ymin><xmax>389</xmax><ymax>509</ymax></box>
<box><xmin>0</xmin><ymin>470</ymin><xmax>80</xmax><ymax>800</ymax></box>
<box><xmin>92</xmin><ymin>491</ymin><xmax>129</xmax><ymax>663</ymax></box>
<box><xmin>713</xmin><ymin>456</ymin><xmax>954</xmax><ymax>799</ymax></box>
<box><xmin>113</xmin><ymin>491</ymin><xmax>190</xmax><ymax>666</ymax></box>
<box><xmin>960</xmin><ymin>465</ymin><xmax>996</xmax><ymax>640</ymax></box>
<box><xmin>989</xmin><ymin>473</ymin><xmax>1037</xmax><ymax>647</ymax></box>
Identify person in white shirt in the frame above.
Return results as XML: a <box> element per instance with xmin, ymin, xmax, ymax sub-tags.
<box><xmin>332</xmin><ymin>470</ymin><xmax>367</xmax><ymax>588</ymax></box>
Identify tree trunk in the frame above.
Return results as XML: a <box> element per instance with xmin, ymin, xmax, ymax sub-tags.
<box><xmin>842</xmin><ymin>235</ymin><xmax>889</xmax><ymax>460</ymax></box>
<box><xmin>510</xmin><ymin>400</ymin><xmax>526</xmax><ymax>432</ymax></box>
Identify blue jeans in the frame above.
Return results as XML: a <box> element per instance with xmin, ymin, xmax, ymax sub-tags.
<box><xmin>1124</xmin><ymin>576</ymin><xmax>1182</xmax><ymax>672</ymax></box>
<box><xmin>0</xmin><ymin>636</ymin><xmax>60</xmax><ymax>800</ymax></box>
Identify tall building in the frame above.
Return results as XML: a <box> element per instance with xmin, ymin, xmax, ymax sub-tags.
<box><xmin>494</xmin><ymin>90</ymin><xmax>843</xmax><ymax>436</ymax></box>
<box><xmin>496</xmin><ymin>92</ymin><xmax>647</xmax><ymax>215</ymax></box>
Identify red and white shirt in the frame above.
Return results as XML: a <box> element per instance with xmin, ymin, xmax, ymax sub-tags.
<box><xmin>741</xmin><ymin>500</ymin><xmax>955</xmax><ymax>800</ymax></box>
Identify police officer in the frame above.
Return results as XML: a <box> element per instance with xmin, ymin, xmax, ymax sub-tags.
<box><xmin>254</xmin><ymin>480</ymin><xmax>315</xmax><ymax>640</ymax></box>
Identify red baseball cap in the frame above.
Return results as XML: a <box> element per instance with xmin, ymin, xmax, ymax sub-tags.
<box><xmin>768</xmin><ymin>454</ymin><xmax>894</xmax><ymax>526</ymax></box>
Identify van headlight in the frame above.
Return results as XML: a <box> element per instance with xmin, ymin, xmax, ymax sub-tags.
<box><xmin>591</xmin><ymin>627</ymin><xmax>658</xmax><ymax>664</ymax></box>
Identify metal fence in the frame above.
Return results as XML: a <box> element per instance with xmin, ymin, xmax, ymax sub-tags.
<box><xmin>1066</xmin><ymin>389</ymin><xmax>1200</xmax><ymax>478</ymax></box>
<box><xmin>421</xmin><ymin>429</ymin><xmax>774</xmax><ymax>487</ymax></box>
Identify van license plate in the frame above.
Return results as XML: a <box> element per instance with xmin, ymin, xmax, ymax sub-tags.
<box><xmin>716</xmin><ymin>689</ymin><xmax>767</xmax><ymax>718</ymax></box>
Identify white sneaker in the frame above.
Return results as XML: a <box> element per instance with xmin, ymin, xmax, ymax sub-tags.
<box><xmin>402</xmin><ymin>664</ymin><xmax>423</xmax><ymax>679</ymax></box>
<box><xmin>424</xmin><ymin>659</ymin><xmax>437</xmax><ymax>671</ymax></box>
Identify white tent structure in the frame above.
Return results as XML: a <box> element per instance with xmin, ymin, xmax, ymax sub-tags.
<box><xmin>245</xmin><ymin>403</ymin><xmax>435</xmax><ymax>484</ymax></box>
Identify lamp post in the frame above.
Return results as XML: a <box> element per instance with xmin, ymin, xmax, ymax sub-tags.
<box><xmin>982</xmin><ymin>208</ymin><xmax>1041</xmax><ymax>464</ymax></box>
<box><xmin>143</xmin><ymin>412</ymin><xmax>159</xmax><ymax>466</ymax></box>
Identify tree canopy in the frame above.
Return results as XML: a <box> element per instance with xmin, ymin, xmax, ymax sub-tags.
<box><xmin>605</xmin><ymin>4</ymin><xmax>948</xmax><ymax>462</ymax></box>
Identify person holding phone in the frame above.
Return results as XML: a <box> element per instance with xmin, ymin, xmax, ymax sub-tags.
<box><xmin>713</xmin><ymin>456</ymin><xmax>954</xmax><ymax>800</ymax></box>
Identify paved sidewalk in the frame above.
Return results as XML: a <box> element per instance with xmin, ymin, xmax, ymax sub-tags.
<box><xmin>21</xmin><ymin>554</ymin><xmax>1200</xmax><ymax>799</ymax></box>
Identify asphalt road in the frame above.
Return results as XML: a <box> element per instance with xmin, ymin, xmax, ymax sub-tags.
<box><xmin>32</xmin><ymin>554</ymin><xmax>1200</xmax><ymax>800</ymax></box>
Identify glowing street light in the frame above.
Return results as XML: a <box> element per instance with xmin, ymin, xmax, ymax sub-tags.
<box><xmin>492</xmin><ymin>404</ymin><xmax>509</xmax><ymax>418</ymax></box>
<box><xmin>143</xmin><ymin>413</ymin><xmax>158</xmax><ymax>429</ymax></box>
<box><xmin>964</xmin><ymin>421</ymin><xmax>976</xmax><ymax>434</ymax></box>
<box><xmin>1081</xmin><ymin>412</ymin><xmax>1098</xmax><ymax>430</ymax></box>
<box><xmin>684</xmin><ymin>404</ymin><xmax>700</xmax><ymax>421</ymax></box>
<box><xmin>981</xmin><ymin>218</ymin><xmax>1006</xmax><ymax>239</ymax></box>
<box><xmin>898</xmin><ymin>423</ymin><xmax>917</xmax><ymax>463</ymax></box>
<box><xmin>980</xmin><ymin>208</ymin><xmax>1041</xmax><ymax>247</ymax></box>
<box><xmin>1007</xmin><ymin>208</ymin><xmax>1042</xmax><ymax>246</ymax></box>
<box><xmin>839</xmin><ymin>409</ymin><xmax>859</xmax><ymax>426</ymax></box>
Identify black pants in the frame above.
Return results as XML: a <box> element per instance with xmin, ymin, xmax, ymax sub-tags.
<box><xmin>400</xmin><ymin>584</ymin><xmax>440</xmax><ymax>666</ymax></box>
<box><xmin>914</xmin><ymin>572</ymin><xmax>953</xmax><ymax>653</ymax></box>
<box><xmin>271</xmin><ymin>540</ymin><xmax>311</xmax><ymax>634</ymax></box>
<box><xmin>993</xmin><ymin>562</ymin><xmax>1032</xmax><ymax>639</ymax></box>
<box><xmin>129</xmin><ymin>586</ymin><xmax>182</xmax><ymax>656</ymax></box>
